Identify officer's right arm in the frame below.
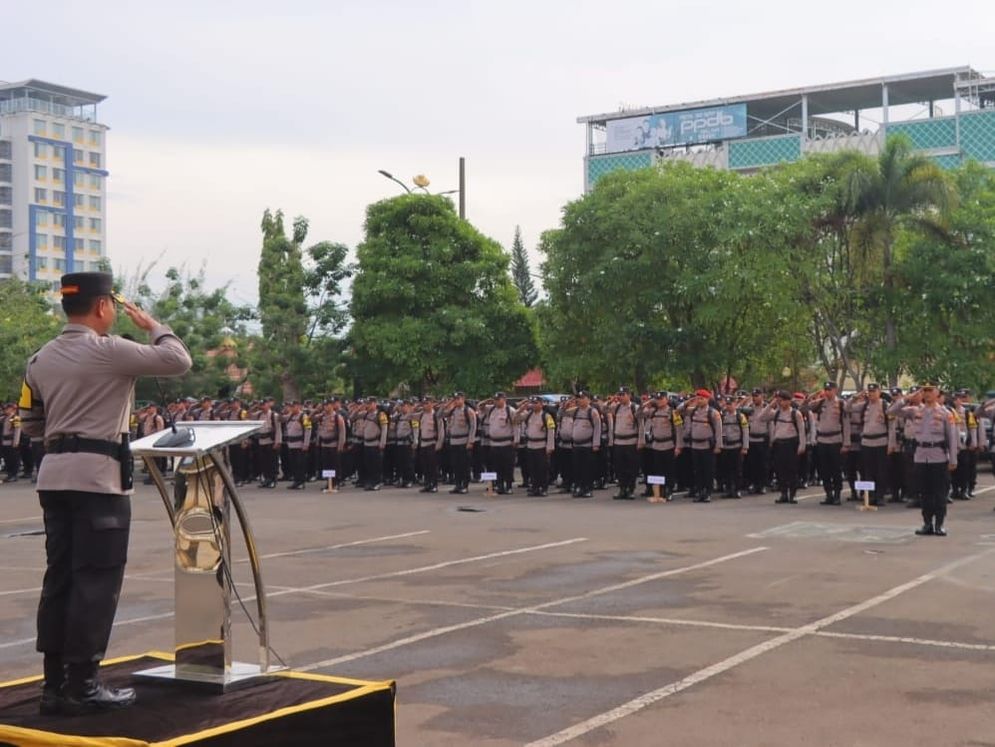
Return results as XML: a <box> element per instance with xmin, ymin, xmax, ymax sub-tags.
<box><xmin>17</xmin><ymin>373</ymin><xmax>45</xmax><ymax>439</ymax></box>
<box><xmin>105</xmin><ymin>326</ymin><xmax>192</xmax><ymax>377</ymax></box>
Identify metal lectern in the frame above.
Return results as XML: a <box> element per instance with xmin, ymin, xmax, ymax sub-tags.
<box><xmin>129</xmin><ymin>421</ymin><xmax>279</xmax><ymax>692</ymax></box>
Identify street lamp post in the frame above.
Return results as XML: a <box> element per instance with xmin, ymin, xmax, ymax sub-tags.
<box><xmin>377</xmin><ymin>169</ymin><xmax>411</xmax><ymax>194</ymax></box>
<box><xmin>377</xmin><ymin>157</ymin><xmax>466</xmax><ymax>220</ymax></box>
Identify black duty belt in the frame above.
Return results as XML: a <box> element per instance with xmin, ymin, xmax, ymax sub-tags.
<box><xmin>285</xmin><ymin>435</ymin><xmax>304</xmax><ymax>443</ymax></box>
<box><xmin>917</xmin><ymin>440</ymin><xmax>947</xmax><ymax>448</ymax></box>
<box><xmin>691</xmin><ymin>437</ymin><xmax>712</xmax><ymax>443</ymax></box>
<box><xmin>490</xmin><ymin>436</ymin><xmax>514</xmax><ymax>444</ymax></box>
<box><xmin>817</xmin><ymin>430</ymin><xmax>842</xmax><ymax>437</ymax></box>
<box><xmin>528</xmin><ymin>436</ymin><xmax>547</xmax><ymax>442</ymax></box>
<box><xmin>319</xmin><ymin>437</ymin><xmax>338</xmax><ymax>445</ymax></box>
<box><xmin>652</xmin><ymin>436</ymin><xmax>674</xmax><ymax>443</ymax></box>
<box><xmin>45</xmin><ymin>435</ymin><xmax>124</xmax><ymax>461</ymax></box>
<box><xmin>420</xmin><ymin>438</ymin><xmax>436</xmax><ymax>445</ymax></box>
<box><xmin>724</xmin><ymin>440</ymin><xmax>742</xmax><ymax>447</ymax></box>
<box><xmin>574</xmin><ymin>440</ymin><xmax>593</xmax><ymax>447</ymax></box>
<box><xmin>862</xmin><ymin>432</ymin><xmax>888</xmax><ymax>440</ymax></box>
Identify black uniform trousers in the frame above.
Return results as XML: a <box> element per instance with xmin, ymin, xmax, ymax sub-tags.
<box><xmin>363</xmin><ymin>445</ymin><xmax>383</xmax><ymax>487</ymax></box>
<box><xmin>418</xmin><ymin>445</ymin><xmax>439</xmax><ymax>488</ymax></box>
<box><xmin>2</xmin><ymin>443</ymin><xmax>19</xmax><ymax>479</ymax></box>
<box><xmin>649</xmin><ymin>448</ymin><xmax>676</xmax><ymax>496</ymax></box>
<box><xmin>717</xmin><ymin>446</ymin><xmax>743</xmax><ymax>494</ymax></box>
<box><xmin>556</xmin><ymin>447</ymin><xmax>573</xmax><ymax>489</ymax></box>
<box><xmin>37</xmin><ymin>491</ymin><xmax>130</xmax><ymax>664</ymax></box>
<box><xmin>572</xmin><ymin>446</ymin><xmax>595</xmax><ymax>493</ymax></box>
<box><xmin>952</xmin><ymin>447</ymin><xmax>972</xmax><ymax>497</ymax></box>
<box><xmin>917</xmin><ymin>462</ymin><xmax>949</xmax><ymax>528</ymax></box>
<box><xmin>816</xmin><ymin>442</ymin><xmax>843</xmax><ymax>496</ymax></box>
<box><xmin>860</xmin><ymin>444</ymin><xmax>889</xmax><ymax>504</ymax></box>
<box><xmin>394</xmin><ymin>442</ymin><xmax>415</xmax><ymax>485</ymax></box>
<box><xmin>526</xmin><ymin>448</ymin><xmax>549</xmax><ymax>494</ymax></box>
<box><xmin>613</xmin><ymin>444</ymin><xmax>639</xmax><ymax>493</ymax></box>
<box><xmin>450</xmin><ymin>444</ymin><xmax>471</xmax><ymax>489</ymax></box>
<box><xmin>490</xmin><ymin>443</ymin><xmax>515</xmax><ymax>491</ymax></box>
<box><xmin>518</xmin><ymin>446</ymin><xmax>530</xmax><ymax>486</ymax></box>
<box><xmin>691</xmin><ymin>447</ymin><xmax>715</xmax><ymax>497</ymax></box>
<box><xmin>319</xmin><ymin>446</ymin><xmax>340</xmax><ymax>482</ymax></box>
<box><xmin>772</xmin><ymin>438</ymin><xmax>800</xmax><ymax>496</ymax></box>
<box><xmin>845</xmin><ymin>440</ymin><xmax>862</xmax><ymax>492</ymax></box>
<box><xmin>258</xmin><ymin>444</ymin><xmax>278</xmax><ymax>484</ymax></box>
<box><xmin>287</xmin><ymin>447</ymin><xmax>306</xmax><ymax>485</ymax></box>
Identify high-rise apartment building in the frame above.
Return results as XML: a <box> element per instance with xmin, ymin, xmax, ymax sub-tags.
<box><xmin>0</xmin><ymin>79</ymin><xmax>108</xmax><ymax>289</ymax></box>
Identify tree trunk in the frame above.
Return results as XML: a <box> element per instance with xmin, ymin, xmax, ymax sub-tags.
<box><xmin>883</xmin><ymin>234</ymin><xmax>899</xmax><ymax>387</ymax></box>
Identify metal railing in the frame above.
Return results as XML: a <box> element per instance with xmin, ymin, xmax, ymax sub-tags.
<box><xmin>0</xmin><ymin>97</ymin><xmax>97</xmax><ymax>122</ymax></box>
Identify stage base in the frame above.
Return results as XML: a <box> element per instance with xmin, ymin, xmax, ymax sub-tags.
<box><xmin>0</xmin><ymin>652</ymin><xmax>395</xmax><ymax>747</ymax></box>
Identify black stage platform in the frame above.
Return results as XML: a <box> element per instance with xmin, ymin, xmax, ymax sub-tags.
<box><xmin>0</xmin><ymin>652</ymin><xmax>395</xmax><ymax>747</ymax></box>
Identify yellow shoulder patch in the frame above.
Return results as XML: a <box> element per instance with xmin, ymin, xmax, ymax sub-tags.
<box><xmin>672</xmin><ymin>413</ymin><xmax>684</xmax><ymax>426</ymax></box>
<box><xmin>378</xmin><ymin>412</ymin><xmax>388</xmax><ymax>425</ymax></box>
<box><xmin>12</xmin><ymin>415</ymin><xmax>21</xmax><ymax>427</ymax></box>
<box><xmin>302</xmin><ymin>415</ymin><xmax>312</xmax><ymax>428</ymax></box>
<box><xmin>545</xmin><ymin>414</ymin><xmax>555</xmax><ymax>430</ymax></box>
<box><xmin>411</xmin><ymin>419</ymin><xmax>420</xmax><ymax>429</ymax></box>
<box><xmin>738</xmin><ymin>413</ymin><xmax>747</xmax><ymax>426</ymax></box>
<box><xmin>240</xmin><ymin>409</ymin><xmax>248</xmax><ymax>420</ymax></box>
<box><xmin>18</xmin><ymin>380</ymin><xmax>33</xmax><ymax>410</ymax></box>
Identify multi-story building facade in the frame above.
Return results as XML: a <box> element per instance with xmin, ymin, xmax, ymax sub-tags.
<box><xmin>578</xmin><ymin>66</ymin><xmax>995</xmax><ymax>191</ymax></box>
<box><xmin>0</xmin><ymin>79</ymin><xmax>108</xmax><ymax>289</ymax></box>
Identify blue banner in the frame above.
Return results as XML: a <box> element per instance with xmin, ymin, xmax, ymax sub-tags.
<box><xmin>605</xmin><ymin>104</ymin><xmax>748</xmax><ymax>152</ymax></box>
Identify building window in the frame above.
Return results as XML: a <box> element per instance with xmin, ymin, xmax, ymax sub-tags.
<box><xmin>54</xmin><ymin>258</ymin><xmax>66</xmax><ymax>271</ymax></box>
<box><xmin>89</xmin><ymin>239</ymin><xmax>102</xmax><ymax>252</ymax></box>
<box><xmin>74</xmin><ymin>238</ymin><xmax>83</xmax><ymax>251</ymax></box>
<box><xmin>34</xmin><ymin>188</ymin><xmax>48</xmax><ymax>202</ymax></box>
<box><xmin>0</xmin><ymin>255</ymin><xmax>11</xmax><ymax>274</ymax></box>
<box><xmin>89</xmin><ymin>130</ymin><xmax>101</xmax><ymax>146</ymax></box>
<box><xmin>33</xmin><ymin>119</ymin><xmax>46</xmax><ymax>135</ymax></box>
<box><xmin>0</xmin><ymin>163</ymin><xmax>10</xmax><ymax>182</ymax></box>
<box><xmin>0</xmin><ymin>209</ymin><xmax>11</xmax><ymax>228</ymax></box>
<box><xmin>74</xmin><ymin>171</ymin><xmax>84</xmax><ymax>186</ymax></box>
<box><xmin>36</xmin><ymin>233</ymin><xmax>49</xmax><ymax>249</ymax></box>
<box><xmin>74</xmin><ymin>216</ymin><xmax>84</xmax><ymax>230</ymax></box>
<box><xmin>37</xmin><ymin>256</ymin><xmax>48</xmax><ymax>269</ymax></box>
<box><xmin>54</xmin><ymin>236</ymin><xmax>65</xmax><ymax>250</ymax></box>
<box><xmin>89</xmin><ymin>195</ymin><xmax>101</xmax><ymax>210</ymax></box>
<box><xmin>53</xmin><ymin>167</ymin><xmax>65</xmax><ymax>182</ymax></box>
<box><xmin>35</xmin><ymin>211</ymin><xmax>48</xmax><ymax>226</ymax></box>
<box><xmin>89</xmin><ymin>217</ymin><xmax>102</xmax><ymax>231</ymax></box>
<box><xmin>0</xmin><ymin>141</ymin><xmax>10</xmax><ymax>159</ymax></box>
<box><xmin>51</xmin><ymin>123</ymin><xmax>65</xmax><ymax>138</ymax></box>
<box><xmin>52</xmin><ymin>145</ymin><xmax>64</xmax><ymax>159</ymax></box>
<box><xmin>53</xmin><ymin>191</ymin><xmax>65</xmax><ymax>206</ymax></box>
<box><xmin>35</xmin><ymin>165</ymin><xmax>48</xmax><ymax>180</ymax></box>
<box><xmin>89</xmin><ymin>174</ymin><xmax>101</xmax><ymax>188</ymax></box>
<box><xmin>74</xmin><ymin>194</ymin><xmax>84</xmax><ymax>207</ymax></box>
<box><xmin>72</xmin><ymin>126</ymin><xmax>84</xmax><ymax>142</ymax></box>
<box><xmin>53</xmin><ymin>213</ymin><xmax>65</xmax><ymax>227</ymax></box>
<box><xmin>0</xmin><ymin>233</ymin><xmax>10</xmax><ymax>249</ymax></box>
<box><xmin>33</xmin><ymin>142</ymin><xmax>48</xmax><ymax>158</ymax></box>
<box><xmin>0</xmin><ymin>186</ymin><xmax>11</xmax><ymax>205</ymax></box>
<box><xmin>73</xmin><ymin>149</ymin><xmax>83</xmax><ymax>164</ymax></box>
<box><xmin>89</xmin><ymin>152</ymin><xmax>101</xmax><ymax>168</ymax></box>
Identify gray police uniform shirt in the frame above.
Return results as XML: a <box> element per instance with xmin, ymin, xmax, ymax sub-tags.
<box><xmin>446</xmin><ymin>405</ymin><xmax>477</xmax><ymax>447</ymax></box>
<box><xmin>417</xmin><ymin>411</ymin><xmax>443</xmax><ymax>450</ymax></box>
<box><xmin>522</xmin><ymin>409</ymin><xmax>555</xmax><ymax>451</ymax></box>
<box><xmin>762</xmin><ymin>405</ymin><xmax>806</xmax><ymax>454</ymax></box>
<box><xmin>747</xmin><ymin>406</ymin><xmax>772</xmax><ymax>446</ymax></box>
<box><xmin>685</xmin><ymin>406</ymin><xmax>723</xmax><ymax>451</ymax></box>
<box><xmin>19</xmin><ymin>322</ymin><xmax>191</xmax><ymax>495</ymax></box>
<box><xmin>557</xmin><ymin>409</ymin><xmax>575</xmax><ymax>449</ymax></box>
<box><xmin>483</xmin><ymin>405</ymin><xmax>518</xmax><ymax>448</ymax></box>
<box><xmin>284</xmin><ymin>414</ymin><xmax>312</xmax><ymax>451</ymax></box>
<box><xmin>888</xmin><ymin>400</ymin><xmax>958</xmax><ymax>465</ymax></box>
<box><xmin>720</xmin><ymin>410</ymin><xmax>748</xmax><ymax>451</ymax></box>
<box><xmin>811</xmin><ymin>397</ymin><xmax>850</xmax><ymax>447</ymax></box>
<box><xmin>361</xmin><ymin>410</ymin><xmax>389</xmax><ymax>448</ymax></box>
<box><xmin>257</xmin><ymin>409</ymin><xmax>282</xmax><ymax>446</ymax></box>
<box><xmin>317</xmin><ymin>410</ymin><xmax>346</xmax><ymax>451</ymax></box>
<box><xmin>608</xmin><ymin>403</ymin><xmax>639</xmax><ymax>447</ymax></box>
<box><xmin>638</xmin><ymin>404</ymin><xmax>684</xmax><ymax>451</ymax></box>
<box><xmin>569</xmin><ymin>406</ymin><xmax>601</xmax><ymax>448</ymax></box>
<box><xmin>848</xmin><ymin>399</ymin><xmax>893</xmax><ymax>450</ymax></box>
<box><xmin>395</xmin><ymin>414</ymin><xmax>416</xmax><ymax>446</ymax></box>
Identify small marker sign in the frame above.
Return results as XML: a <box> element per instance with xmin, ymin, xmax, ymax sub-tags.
<box><xmin>647</xmin><ymin>475</ymin><xmax>667</xmax><ymax>485</ymax></box>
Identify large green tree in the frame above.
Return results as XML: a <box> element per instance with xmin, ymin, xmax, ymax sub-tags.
<box><xmin>509</xmin><ymin>225</ymin><xmax>538</xmax><ymax>307</ymax></box>
<box><xmin>894</xmin><ymin>161</ymin><xmax>995</xmax><ymax>390</ymax></box>
<box><xmin>539</xmin><ymin>163</ymin><xmax>812</xmax><ymax>392</ymax></box>
<box><xmin>350</xmin><ymin>195</ymin><xmax>538</xmax><ymax>395</ymax></box>
<box><xmin>0</xmin><ymin>280</ymin><xmax>61</xmax><ymax>399</ymax></box>
<box><xmin>255</xmin><ymin>210</ymin><xmax>352</xmax><ymax>401</ymax></box>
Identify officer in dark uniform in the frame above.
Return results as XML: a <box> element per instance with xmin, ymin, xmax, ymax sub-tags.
<box><xmin>19</xmin><ymin>272</ymin><xmax>191</xmax><ymax>715</ymax></box>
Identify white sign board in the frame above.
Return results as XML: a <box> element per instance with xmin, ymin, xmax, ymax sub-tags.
<box><xmin>481</xmin><ymin>472</ymin><xmax>498</xmax><ymax>482</ymax></box>
<box><xmin>647</xmin><ymin>475</ymin><xmax>667</xmax><ymax>485</ymax></box>
<box><xmin>855</xmin><ymin>480</ymin><xmax>876</xmax><ymax>491</ymax></box>
<box><xmin>321</xmin><ymin>470</ymin><xmax>336</xmax><ymax>479</ymax></box>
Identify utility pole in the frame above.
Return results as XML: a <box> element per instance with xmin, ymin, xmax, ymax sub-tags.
<box><xmin>458</xmin><ymin>156</ymin><xmax>466</xmax><ymax>220</ymax></box>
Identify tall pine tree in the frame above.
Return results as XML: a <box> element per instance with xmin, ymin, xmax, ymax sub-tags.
<box><xmin>509</xmin><ymin>225</ymin><xmax>538</xmax><ymax>307</ymax></box>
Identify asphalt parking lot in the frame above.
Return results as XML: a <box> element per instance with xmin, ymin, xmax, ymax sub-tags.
<box><xmin>1</xmin><ymin>471</ymin><xmax>994</xmax><ymax>746</ymax></box>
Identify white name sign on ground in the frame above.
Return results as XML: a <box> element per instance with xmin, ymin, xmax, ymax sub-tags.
<box><xmin>647</xmin><ymin>475</ymin><xmax>667</xmax><ymax>485</ymax></box>
<box><xmin>481</xmin><ymin>472</ymin><xmax>498</xmax><ymax>482</ymax></box>
<box><xmin>855</xmin><ymin>481</ymin><xmax>876</xmax><ymax>491</ymax></box>
<box><xmin>321</xmin><ymin>470</ymin><xmax>337</xmax><ymax>479</ymax></box>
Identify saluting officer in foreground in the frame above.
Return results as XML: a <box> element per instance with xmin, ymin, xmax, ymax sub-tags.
<box><xmin>19</xmin><ymin>272</ymin><xmax>192</xmax><ymax>715</ymax></box>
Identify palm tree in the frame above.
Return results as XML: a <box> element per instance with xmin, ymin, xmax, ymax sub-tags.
<box><xmin>844</xmin><ymin>134</ymin><xmax>957</xmax><ymax>385</ymax></box>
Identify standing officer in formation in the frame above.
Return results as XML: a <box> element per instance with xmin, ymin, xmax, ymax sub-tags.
<box><xmin>283</xmin><ymin>401</ymin><xmax>312</xmax><ymax>490</ymax></box>
<box><xmin>744</xmin><ymin>388</ymin><xmax>771</xmax><ymax>494</ymax></box>
<box><xmin>566</xmin><ymin>391</ymin><xmax>601</xmax><ymax>498</ymax></box>
<box><xmin>316</xmin><ymin>398</ymin><xmax>347</xmax><ymax>486</ymax></box>
<box><xmin>607</xmin><ymin>387</ymin><xmax>640</xmax><ymax>500</ymax></box>
<box><xmin>717</xmin><ymin>395</ymin><xmax>748</xmax><ymax>498</ymax></box>
<box><xmin>359</xmin><ymin>397</ymin><xmax>388</xmax><ymax>490</ymax></box>
<box><xmin>256</xmin><ymin>397</ymin><xmax>282</xmax><ymax>488</ymax></box>
<box><xmin>517</xmin><ymin>396</ymin><xmax>556</xmax><ymax>496</ymax></box>
<box><xmin>847</xmin><ymin>384</ymin><xmax>893</xmax><ymax>506</ymax></box>
<box><xmin>479</xmin><ymin>392</ymin><xmax>517</xmax><ymax>494</ymax></box>
<box><xmin>443</xmin><ymin>392</ymin><xmax>476</xmax><ymax>494</ymax></box>
<box><xmin>18</xmin><ymin>272</ymin><xmax>191</xmax><ymax>715</ymax></box>
<box><xmin>763</xmin><ymin>390</ymin><xmax>806</xmax><ymax>504</ymax></box>
<box><xmin>888</xmin><ymin>383</ymin><xmax>958</xmax><ymax>536</ymax></box>
<box><xmin>1</xmin><ymin>401</ymin><xmax>23</xmax><ymax>483</ymax></box>
<box><xmin>683</xmin><ymin>389</ymin><xmax>722</xmax><ymax>503</ymax></box>
<box><xmin>416</xmin><ymin>397</ymin><xmax>444</xmax><ymax>493</ymax></box>
<box><xmin>809</xmin><ymin>382</ymin><xmax>849</xmax><ymax>505</ymax></box>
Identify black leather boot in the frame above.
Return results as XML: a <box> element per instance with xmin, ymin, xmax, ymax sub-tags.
<box><xmin>39</xmin><ymin>654</ymin><xmax>64</xmax><ymax>716</ymax></box>
<box><xmin>62</xmin><ymin>663</ymin><xmax>136</xmax><ymax>715</ymax></box>
<box><xmin>915</xmin><ymin>523</ymin><xmax>934</xmax><ymax>536</ymax></box>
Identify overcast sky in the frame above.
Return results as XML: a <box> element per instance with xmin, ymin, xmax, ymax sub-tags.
<box><xmin>5</xmin><ymin>0</ymin><xmax>994</xmax><ymax>304</ymax></box>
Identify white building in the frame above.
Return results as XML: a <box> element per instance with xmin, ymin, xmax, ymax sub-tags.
<box><xmin>0</xmin><ymin>79</ymin><xmax>108</xmax><ymax>289</ymax></box>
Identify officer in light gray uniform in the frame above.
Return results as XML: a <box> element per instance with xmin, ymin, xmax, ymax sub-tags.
<box><xmin>809</xmin><ymin>382</ymin><xmax>850</xmax><ymax>505</ymax></box>
<box><xmin>283</xmin><ymin>401</ymin><xmax>312</xmax><ymax>490</ymax></box>
<box><xmin>19</xmin><ymin>272</ymin><xmax>191</xmax><ymax>715</ymax></box>
<box><xmin>444</xmin><ymin>393</ymin><xmax>477</xmax><ymax>494</ymax></box>
<box><xmin>518</xmin><ymin>397</ymin><xmax>555</xmax><ymax>496</ymax></box>
<box><xmin>393</xmin><ymin>400</ymin><xmax>417</xmax><ymax>488</ymax></box>
<box><xmin>846</xmin><ymin>385</ymin><xmax>893</xmax><ymax>506</ymax></box>
<box><xmin>684</xmin><ymin>390</ymin><xmax>723</xmax><ymax>503</ymax></box>
<box><xmin>481</xmin><ymin>392</ymin><xmax>518</xmax><ymax>495</ymax></box>
<box><xmin>638</xmin><ymin>392</ymin><xmax>684</xmax><ymax>500</ymax></box>
<box><xmin>417</xmin><ymin>398</ymin><xmax>444</xmax><ymax>493</ymax></box>
<box><xmin>608</xmin><ymin>387</ymin><xmax>641</xmax><ymax>500</ymax></box>
<box><xmin>569</xmin><ymin>391</ymin><xmax>602</xmax><ymax>498</ymax></box>
<box><xmin>888</xmin><ymin>382</ymin><xmax>958</xmax><ymax>536</ymax></box>
<box><xmin>256</xmin><ymin>398</ymin><xmax>282</xmax><ymax>488</ymax></box>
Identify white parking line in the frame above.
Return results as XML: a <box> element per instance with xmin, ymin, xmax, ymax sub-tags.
<box><xmin>0</xmin><ymin>516</ymin><xmax>42</xmax><ymax>525</ymax></box>
<box><xmin>815</xmin><ymin>630</ymin><xmax>995</xmax><ymax>652</ymax></box>
<box><xmin>523</xmin><ymin>546</ymin><xmax>995</xmax><ymax>747</ymax></box>
<box><xmin>298</xmin><ymin>546</ymin><xmax>768</xmax><ymax>671</ymax></box>
<box><xmin>253</xmin><ymin>530</ymin><xmax>431</xmax><ymax>562</ymax></box>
